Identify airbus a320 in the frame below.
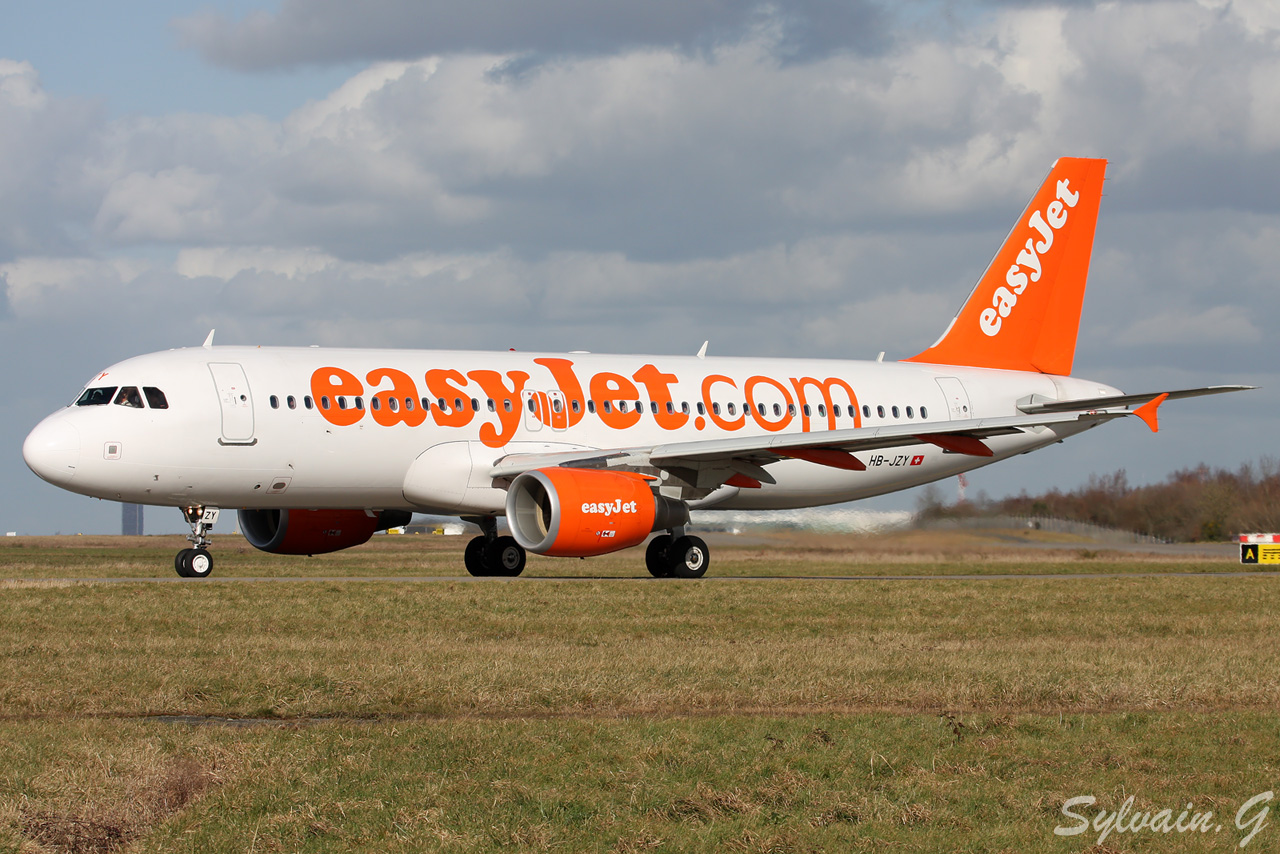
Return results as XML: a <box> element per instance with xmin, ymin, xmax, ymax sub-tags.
<box><xmin>22</xmin><ymin>158</ymin><xmax>1249</xmax><ymax>578</ymax></box>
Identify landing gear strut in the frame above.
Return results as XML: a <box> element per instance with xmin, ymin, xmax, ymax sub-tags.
<box><xmin>461</xmin><ymin>515</ymin><xmax>526</xmax><ymax>577</ymax></box>
<box><xmin>645</xmin><ymin>528</ymin><xmax>710</xmax><ymax>579</ymax></box>
<box><xmin>175</xmin><ymin>506</ymin><xmax>219</xmax><ymax>578</ymax></box>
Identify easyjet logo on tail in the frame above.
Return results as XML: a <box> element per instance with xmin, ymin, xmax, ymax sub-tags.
<box><xmin>903</xmin><ymin>157</ymin><xmax>1107</xmax><ymax>376</ymax></box>
<box><xmin>979</xmin><ymin>178</ymin><xmax>1080</xmax><ymax>337</ymax></box>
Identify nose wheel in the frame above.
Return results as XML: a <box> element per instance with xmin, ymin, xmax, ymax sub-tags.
<box><xmin>175</xmin><ymin>548</ymin><xmax>214</xmax><ymax>578</ymax></box>
<box><xmin>175</xmin><ymin>505</ymin><xmax>219</xmax><ymax>579</ymax></box>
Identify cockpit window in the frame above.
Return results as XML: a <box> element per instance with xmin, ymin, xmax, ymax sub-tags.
<box><xmin>114</xmin><ymin>387</ymin><xmax>144</xmax><ymax>408</ymax></box>
<box><xmin>76</xmin><ymin>387</ymin><xmax>117</xmax><ymax>406</ymax></box>
<box><xmin>143</xmin><ymin>387</ymin><xmax>169</xmax><ymax>409</ymax></box>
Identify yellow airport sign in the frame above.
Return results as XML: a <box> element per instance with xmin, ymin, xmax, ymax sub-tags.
<box><xmin>1240</xmin><ymin>543</ymin><xmax>1280</xmax><ymax>565</ymax></box>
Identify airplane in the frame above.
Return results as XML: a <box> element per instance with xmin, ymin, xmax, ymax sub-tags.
<box><xmin>22</xmin><ymin>157</ymin><xmax>1250</xmax><ymax>579</ymax></box>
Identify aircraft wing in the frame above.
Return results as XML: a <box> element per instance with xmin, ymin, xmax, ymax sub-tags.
<box><xmin>487</xmin><ymin>384</ymin><xmax>1252</xmax><ymax>489</ymax></box>
<box><xmin>488</xmin><ymin>410</ymin><xmax>1114</xmax><ymax>487</ymax></box>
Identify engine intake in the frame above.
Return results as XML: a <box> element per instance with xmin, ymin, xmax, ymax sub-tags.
<box><xmin>238</xmin><ymin>508</ymin><xmax>412</xmax><ymax>555</ymax></box>
<box><xmin>506</xmin><ymin>468</ymin><xmax>689</xmax><ymax>557</ymax></box>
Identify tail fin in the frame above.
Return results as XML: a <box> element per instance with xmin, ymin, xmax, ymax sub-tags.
<box><xmin>904</xmin><ymin>157</ymin><xmax>1107</xmax><ymax>375</ymax></box>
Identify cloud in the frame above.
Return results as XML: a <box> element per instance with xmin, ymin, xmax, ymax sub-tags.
<box><xmin>172</xmin><ymin>0</ymin><xmax>890</xmax><ymax>72</ymax></box>
<box><xmin>0</xmin><ymin>61</ymin><xmax>103</xmax><ymax>261</ymax></box>
<box><xmin>4</xmin><ymin>2</ymin><xmax>1280</xmax><ymax>537</ymax></box>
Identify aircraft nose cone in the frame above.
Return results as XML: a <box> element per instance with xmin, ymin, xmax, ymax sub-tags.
<box><xmin>23</xmin><ymin>416</ymin><xmax>80</xmax><ymax>484</ymax></box>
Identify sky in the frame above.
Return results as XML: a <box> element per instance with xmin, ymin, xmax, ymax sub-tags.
<box><xmin>3</xmin><ymin>0</ymin><xmax>1277</xmax><ymax>535</ymax></box>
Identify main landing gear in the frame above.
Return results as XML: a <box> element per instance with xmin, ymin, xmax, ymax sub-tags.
<box><xmin>645</xmin><ymin>530</ymin><xmax>711</xmax><ymax>579</ymax></box>
<box><xmin>175</xmin><ymin>505</ymin><xmax>219</xmax><ymax>579</ymax></box>
<box><xmin>462</xmin><ymin>515</ymin><xmax>527</xmax><ymax>577</ymax></box>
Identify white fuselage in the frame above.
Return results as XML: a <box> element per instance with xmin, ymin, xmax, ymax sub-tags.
<box><xmin>23</xmin><ymin>346</ymin><xmax>1119</xmax><ymax>515</ymax></box>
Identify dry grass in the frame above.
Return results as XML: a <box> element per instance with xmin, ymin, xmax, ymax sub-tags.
<box><xmin>1</xmin><ymin>535</ymin><xmax>1276</xmax><ymax>852</ymax></box>
<box><xmin>4</xmin><ymin>743</ymin><xmax>223</xmax><ymax>854</ymax></box>
<box><xmin>2</xmin><ymin>569</ymin><xmax>1278</xmax><ymax>721</ymax></box>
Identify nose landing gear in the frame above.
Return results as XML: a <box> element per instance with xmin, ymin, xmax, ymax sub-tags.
<box><xmin>175</xmin><ymin>506</ymin><xmax>219</xmax><ymax>578</ymax></box>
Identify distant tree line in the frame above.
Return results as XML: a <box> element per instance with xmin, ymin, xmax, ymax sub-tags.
<box><xmin>916</xmin><ymin>458</ymin><xmax>1280</xmax><ymax>542</ymax></box>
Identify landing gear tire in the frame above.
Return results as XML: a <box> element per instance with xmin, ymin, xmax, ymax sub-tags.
<box><xmin>175</xmin><ymin>548</ymin><xmax>214</xmax><ymax>579</ymax></box>
<box><xmin>465</xmin><ymin>535</ymin><xmax>526</xmax><ymax>577</ymax></box>
<box><xmin>645</xmin><ymin>534</ymin><xmax>674</xmax><ymax>578</ymax></box>
<box><xmin>464</xmin><ymin>536</ymin><xmax>488</xmax><ymax>577</ymax></box>
<box><xmin>667</xmin><ymin>535</ymin><xmax>710</xmax><ymax>579</ymax></box>
<box><xmin>486</xmin><ymin>536</ymin><xmax>526</xmax><ymax>577</ymax></box>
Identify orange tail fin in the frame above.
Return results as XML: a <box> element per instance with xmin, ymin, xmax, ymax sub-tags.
<box><xmin>904</xmin><ymin>157</ymin><xmax>1107</xmax><ymax>375</ymax></box>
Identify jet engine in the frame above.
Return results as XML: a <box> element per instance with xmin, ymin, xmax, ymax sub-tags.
<box><xmin>238</xmin><ymin>508</ymin><xmax>413</xmax><ymax>555</ymax></box>
<box><xmin>506</xmin><ymin>468</ymin><xmax>689</xmax><ymax>557</ymax></box>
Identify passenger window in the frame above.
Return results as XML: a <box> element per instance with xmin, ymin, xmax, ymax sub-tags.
<box><xmin>404</xmin><ymin>398</ymin><xmax>414</xmax><ymax>411</ymax></box>
<box><xmin>682</xmin><ymin>402</ymin><xmax>690</xmax><ymax>415</ymax></box>
<box><xmin>114</xmin><ymin>387</ymin><xmax>144</xmax><ymax>408</ymax></box>
<box><xmin>803</xmin><ymin>404</ymin><xmax>811</xmax><ymax>416</ymax></box>
<box><xmin>570</xmin><ymin>400</ymin><xmax>579</xmax><ymax>413</ymax></box>
<box><xmin>877</xmin><ymin>405</ymin><xmax>885</xmax><ymax>418</ymax></box>
<box><xmin>618</xmin><ymin>400</ymin><xmax>628</xmax><ymax>413</ymax></box>
<box><xmin>588</xmin><ymin>400</ymin><xmax>596</xmax><ymax>414</ymax></box>
<box><xmin>371</xmin><ymin>397</ymin><xmax>381</xmax><ymax>411</ymax></box>
<box><xmin>337</xmin><ymin>397</ymin><xmax>347</xmax><ymax>410</ymax></box>
<box><xmin>906</xmin><ymin>406</ymin><xmax>914</xmax><ymax>418</ymax></box>
<box><xmin>143</xmin><ymin>387</ymin><xmax>169</xmax><ymax>409</ymax></box>
<box><xmin>757</xmin><ymin>403</ymin><xmax>766</xmax><ymax>416</ymax></box>
<box><xmin>650</xmin><ymin>402</ymin><xmax>658</xmax><ymax>414</ymax></box>
<box><xmin>891</xmin><ymin>406</ymin><xmax>900</xmax><ymax>418</ymax></box>
<box><xmin>76</xmin><ymin>387</ymin><xmax>117</xmax><ymax>406</ymax></box>
<box><xmin>355</xmin><ymin>397</ymin><xmax>365</xmax><ymax>410</ymax></box>
<box><xmin>862</xmin><ymin>405</ymin><xmax>870</xmax><ymax>418</ymax></box>
<box><xmin>287</xmin><ymin>395</ymin><xmax>297</xmax><ymax>410</ymax></box>
<box><xmin>712</xmin><ymin>402</ymin><xmax>721</xmax><ymax>415</ymax></box>
<box><xmin>305</xmin><ymin>396</ymin><xmax>314</xmax><ymax>410</ymax></box>
<box><xmin>772</xmin><ymin>403</ymin><xmax>781</xmax><ymax>417</ymax></box>
<box><xmin>505</xmin><ymin>399</ymin><xmax>514</xmax><ymax>412</ymax></box>
<box><xmin>697</xmin><ymin>402</ymin><xmax>705</xmax><ymax>415</ymax></box>
<box><xmin>920</xmin><ymin>406</ymin><xmax>928</xmax><ymax>419</ymax></box>
<box><xmin>527</xmin><ymin>398</ymin><xmax>536</xmax><ymax>412</ymax></box>
<box><xmin>603</xmin><ymin>400</ymin><xmax>613</xmax><ymax>413</ymax></box>
<box><xmin>487</xmin><ymin>398</ymin><xmax>495</xmax><ymax>412</ymax></box>
<box><xmin>554</xmin><ymin>397</ymin><xmax>564</xmax><ymax>413</ymax></box>
<box><xmin>817</xmin><ymin>404</ymin><xmax>826</xmax><ymax>417</ymax></box>
<box><xmin>389</xmin><ymin>398</ymin><xmax>400</xmax><ymax>412</ymax></box>
<box><xmin>727</xmin><ymin>402</ymin><xmax>736</xmax><ymax>416</ymax></box>
<box><xmin>471</xmin><ymin>398</ymin><xmax>479</xmax><ymax>412</ymax></box>
<box><xmin>270</xmin><ymin>395</ymin><xmax>280</xmax><ymax>409</ymax></box>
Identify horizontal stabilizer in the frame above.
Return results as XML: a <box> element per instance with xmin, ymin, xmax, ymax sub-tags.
<box><xmin>1017</xmin><ymin>385</ymin><xmax>1254</xmax><ymax>415</ymax></box>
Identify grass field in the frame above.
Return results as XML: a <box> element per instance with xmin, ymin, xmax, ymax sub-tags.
<box><xmin>1</xmin><ymin>532</ymin><xmax>1277</xmax><ymax>852</ymax></box>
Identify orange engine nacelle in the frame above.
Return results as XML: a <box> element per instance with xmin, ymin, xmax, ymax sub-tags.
<box><xmin>238</xmin><ymin>508</ymin><xmax>412</xmax><ymax>555</ymax></box>
<box><xmin>506</xmin><ymin>468</ymin><xmax>689</xmax><ymax>557</ymax></box>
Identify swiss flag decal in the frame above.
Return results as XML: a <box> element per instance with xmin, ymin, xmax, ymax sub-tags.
<box><xmin>910</xmin><ymin>455</ymin><xmax>925</xmax><ymax>466</ymax></box>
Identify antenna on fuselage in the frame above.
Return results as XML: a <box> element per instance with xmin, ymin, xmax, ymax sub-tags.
<box><xmin>697</xmin><ymin>341</ymin><xmax>708</xmax><ymax>359</ymax></box>
<box><xmin>202</xmin><ymin>329</ymin><xmax>215</xmax><ymax>349</ymax></box>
